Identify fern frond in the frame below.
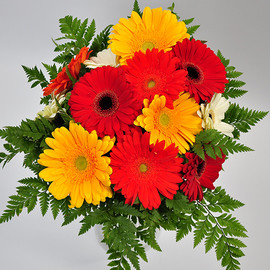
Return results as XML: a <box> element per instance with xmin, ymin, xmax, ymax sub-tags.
<box><xmin>192</xmin><ymin>192</ymin><xmax>247</xmax><ymax>270</ymax></box>
<box><xmin>133</xmin><ymin>0</ymin><xmax>142</xmax><ymax>16</ymax></box>
<box><xmin>84</xmin><ymin>19</ymin><xmax>96</xmax><ymax>46</ymax></box>
<box><xmin>42</xmin><ymin>63</ymin><xmax>60</xmax><ymax>81</ymax></box>
<box><xmin>224</xmin><ymin>103</ymin><xmax>268</xmax><ymax>133</ymax></box>
<box><xmin>217</xmin><ymin>50</ymin><xmax>248</xmax><ymax>100</ymax></box>
<box><xmin>22</xmin><ymin>65</ymin><xmax>48</xmax><ymax>89</ymax></box>
<box><xmin>187</xmin><ymin>25</ymin><xmax>200</xmax><ymax>35</ymax></box>
<box><xmin>90</xmin><ymin>25</ymin><xmax>112</xmax><ymax>55</ymax></box>
<box><xmin>192</xmin><ymin>129</ymin><xmax>253</xmax><ymax>160</ymax></box>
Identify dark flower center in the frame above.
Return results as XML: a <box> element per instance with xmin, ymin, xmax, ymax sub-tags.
<box><xmin>99</xmin><ymin>96</ymin><xmax>113</xmax><ymax>111</ymax></box>
<box><xmin>196</xmin><ymin>160</ymin><xmax>206</xmax><ymax>180</ymax></box>
<box><xmin>185</xmin><ymin>63</ymin><xmax>204</xmax><ymax>84</ymax></box>
<box><xmin>94</xmin><ymin>90</ymin><xmax>119</xmax><ymax>117</ymax></box>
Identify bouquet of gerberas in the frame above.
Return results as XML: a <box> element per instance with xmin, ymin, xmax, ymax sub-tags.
<box><xmin>0</xmin><ymin>1</ymin><xmax>268</xmax><ymax>269</ymax></box>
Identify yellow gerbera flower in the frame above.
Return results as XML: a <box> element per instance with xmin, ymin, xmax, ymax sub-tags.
<box><xmin>109</xmin><ymin>6</ymin><xmax>190</xmax><ymax>65</ymax></box>
<box><xmin>38</xmin><ymin>122</ymin><xmax>114</xmax><ymax>208</ymax></box>
<box><xmin>134</xmin><ymin>93</ymin><xmax>202</xmax><ymax>154</ymax></box>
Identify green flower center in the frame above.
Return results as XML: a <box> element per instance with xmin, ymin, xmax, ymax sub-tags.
<box><xmin>159</xmin><ymin>112</ymin><xmax>170</xmax><ymax>127</ymax></box>
<box><xmin>139</xmin><ymin>163</ymin><xmax>148</xmax><ymax>173</ymax></box>
<box><xmin>142</xmin><ymin>42</ymin><xmax>155</xmax><ymax>52</ymax></box>
<box><xmin>147</xmin><ymin>80</ymin><xmax>156</xmax><ymax>88</ymax></box>
<box><xmin>75</xmin><ymin>156</ymin><xmax>88</xmax><ymax>171</ymax></box>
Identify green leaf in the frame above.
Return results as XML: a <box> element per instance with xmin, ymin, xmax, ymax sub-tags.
<box><xmin>84</xmin><ymin>19</ymin><xmax>96</xmax><ymax>45</ymax></box>
<box><xmin>193</xmin><ymin>129</ymin><xmax>253</xmax><ymax>159</ymax></box>
<box><xmin>193</xmin><ymin>216</ymin><xmax>211</xmax><ymax>248</ymax></box>
<box><xmin>187</xmin><ymin>25</ymin><xmax>200</xmax><ymax>35</ymax></box>
<box><xmin>109</xmin><ymin>201</ymin><xmax>142</xmax><ymax>217</ymax></box>
<box><xmin>22</xmin><ymin>65</ymin><xmax>48</xmax><ymax>89</ymax></box>
<box><xmin>42</xmin><ymin>63</ymin><xmax>59</xmax><ymax>80</ymax></box>
<box><xmin>183</xmin><ymin>18</ymin><xmax>195</xmax><ymax>25</ymax></box>
<box><xmin>223</xmin><ymin>88</ymin><xmax>248</xmax><ymax>99</ymax></box>
<box><xmin>176</xmin><ymin>217</ymin><xmax>193</xmax><ymax>242</ymax></box>
<box><xmin>79</xmin><ymin>209</ymin><xmax>107</xmax><ymax>235</ymax></box>
<box><xmin>224</xmin><ymin>103</ymin><xmax>268</xmax><ymax>133</ymax></box>
<box><xmin>50</xmin><ymin>197</ymin><xmax>63</xmax><ymax>219</ymax></box>
<box><xmin>226</xmin><ymin>71</ymin><xmax>243</xmax><ymax>78</ymax></box>
<box><xmin>39</xmin><ymin>192</ymin><xmax>50</xmax><ymax>216</ymax></box>
<box><xmin>165</xmin><ymin>192</ymin><xmax>192</xmax><ymax>212</ymax></box>
<box><xmin>205</xmin><ymin>226</ymin><xmax>220</xmax><ymax>253</ymax></box>
<box><xmin>90</xmin><ymin>25</ymin><xmax>112</xmax><ymax>55</ymax></box>
<box><xmin>133</xmin><ymin>0</ymin><xmax>142</xmax><ymax>16</ymax></box>
<box><xmin>217</xmin><ymin>50</ymin><xmax>230</xmax><ymax>67</ymax></box>
<box><xmin>215</xmin><ymin>236</ymin><xmax>227</xmax><ymax>261</ymax></box>
<box><xmin>18</xmin><ymin>177</ymin><xmax>48</xmax><ymax>191</ymax></box>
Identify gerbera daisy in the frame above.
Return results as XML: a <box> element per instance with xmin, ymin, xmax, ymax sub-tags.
<box><xmin>43</xmin><ymin>47</ymin><xmax>91</xmax><ymax>96</ymax></box>
<box><xmin>36</xmin><ymin>94</ymin><xmax>65</xmax><ymax>120</ymax></box>
<box><xmin>198</xmin><ymin>93</ymin><xmax>234</xmax><ymax>137</ymax></box>
<box><xmin>124</xmin><ymin>48</ymin><xmax>187</xmax><ymax>108</ymax></box>
<box><xmin>84</xmin><ymin>48</ymin><xmax>119</xmax><ymax>69</ymax></box>
<box><xmin>134</xmin><ymin>93</ymin><xmax>202</xmax><ymax>154</ymax></box>
<box><xmin>109</xmin><ymin>6</ymin><xmax>190</xmax><ymax>65</ymax></box>
<box><xmin>172</xmin><ymin>39</ymin><xmax>228</xmax><ymax>103</ymax></box>
<box><xmin>38</xmin><ymin>122</ymin><xmax>114</xmax><ymax>208</ymax></box>
<box><xmin>180</xmin><ymin>152</ymin><xmax>226</xmax><ymax>201</ymax></box>
<box><xmin>110</xmin><ymin>129</ymin><xmax>183</xmax><ymax>210</ymax></box>
<box><xmin>68</xmin><ymin>66</ymin><xmax>139</xmax><ymax>138</ymax></box>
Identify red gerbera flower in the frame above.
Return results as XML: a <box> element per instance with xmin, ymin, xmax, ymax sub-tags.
<box><xmin>180</xmin><ymin>152</ymin><xmax>226</xmax><ymax>201</ymax></box>
<box><xmin>68</xmin><ymin>66</ymin><xmax>139</xmax><ymax>138</ymax></box>
<box><xmin>43</xmin><ymin>47</ymin><xmax>91</xmax><ymax>96</ymax></box>
<box><xmin>110</xmin><ymin>130</ymin><xmax>184</xmax><ymax>210</ymax></box>
<box><xmin>172</xmin><ymin>39</ymin><xmax>228</xmax><ymax>103</ymax></box>
<box><xmin>124</xmin><ymin>49</ymin><xmax>187</xmax><ymax>108</ymax></box>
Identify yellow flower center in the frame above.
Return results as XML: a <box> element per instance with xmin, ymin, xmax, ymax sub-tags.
<box><xmin>147</xmin><ymin>80</ymin><xmax>156</xmax><ymax>88</ymax></box>
<box><xmin>139</xmin><ymin>163</ymin><xmax>148</xmax><ymax>173</ymax></box>
<box><xmin>142</xmin><ymin>41</ymin><xmax>155</xmax><ymax>52</ymax></box>
<box><xmin>75</xmin><ymin>156</ymin><xmax>88</xmax><ymax>171</ymax></box>
<box><xmin>159</xmin><ymin>112</ymin><xmax>170</xmax><ymax>127</ymax></box>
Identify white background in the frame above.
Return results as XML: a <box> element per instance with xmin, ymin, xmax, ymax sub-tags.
<box><xmin>0</xmin><ymin>0</ymin><xmax>269</xmax><ymax>269</ymax></box>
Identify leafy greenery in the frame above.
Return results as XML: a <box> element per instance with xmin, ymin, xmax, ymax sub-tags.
<box><xmin>0</xmin><ymin>117</ymin><xmax>57</xmax><ymax>168</ymax></box>
<box><xmin>133</xmin><ymin>0</ymin><xmax>142</xmax><ymax>16</ymax></box>
<box><xmin>22</xmin><ymin>65</ymin><xmax>48</xmax><ymax>89</ymax></box>
<box><xmin>224</xmin><ymin>104</ymin><xmax>268</xmax><ymax>136</ymax></box>
<box><xmin>217</xmin><ymin>50</ymin><xmax>248</xmax><ymax>99</ymax></box>
<box><xmin>53</xmin><ymin>16</ymin><xmax>96</xmax><ymax>64</ymax></box>
<box><xmin>90</xmin><ymin>25</ymin><xmax>112</xmax><ymax>56</ymax></box>
<box><xmin>192</xmin><ymin>129</ymin><xmax>253</xmax><ymax>160</ymax></box>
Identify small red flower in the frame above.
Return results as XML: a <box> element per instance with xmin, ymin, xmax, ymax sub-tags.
<box><xmin>180</xmin><ymin>152</ymin><xmax>226</xmax><ymax>201</ymax></box>
<box><xmin>43</xmin><ymin>47</ymin><xmax>91</xmax><ymax>96</ymax></box>
<box><xmin>124</xmin><ymin>49</ymin><xmax>187</xmax><ymax>108</ymax></box>
<box><xmin>68</xmin><ymin>66</ymin><xmax>139</xmax><ymax>138</ymax></box>
<box><xmin>172</xmin><ymin>39</ymin><xmax>228</xmax><ymax>103</ymax></box>
<box><xmin>110</xmin><ymin>130</ymin><xmax>184</xmax><ymax>210</ymax></box>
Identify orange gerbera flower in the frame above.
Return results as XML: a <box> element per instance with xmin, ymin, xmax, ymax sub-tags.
<box><xmin>43</xmin><ymin>47</ymin><xmax>91</xmax><ymax>96</ymax></box>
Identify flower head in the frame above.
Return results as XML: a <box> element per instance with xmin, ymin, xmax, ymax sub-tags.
<box><xmin>43</xmin><ymin>47</ymin><xmax>91</xmax><ymax>96</ymax></box>
<box><xmin>198</xmin><ymin>93</ymin><xmax>234</xmax><ymax>137</ymax></box>
<box><xmin>84</xmin><ymin>48</ymin><xmax>119</xmax><ymax>69</ymax></box>
<box><xmin>172</xmin><ymin>39</ymin><xmax>228</xmax><ymax>103</ymax></box>
<box><xmin>124</xmin><ymin>48</ymin><xmax>187</xmax><ymax>108</ymax></box>
<box><xmin>109</xmin><ymin>7</ymin><xmax>190</xmax><ymax>65</ymax></box>
<box><xmin>38</xmin><ymin>122</ymin><xmax>114</xmax><ymax>208</ymax></box>
<box><xmin>36</xmin><ymin>94</ymin><xmax>65</xmax><ymax>120</ymax></box>
<box><xmin>134</xmin><ymin>93</ymin><xmax>202</xmax><ymax>154</ymax></box>
<box><xmin>110</xmin><ymin>129</ymin><xmax>183</xmax><ymax>210</ymax></box>
<box><xmin>180</xmin><ymin>152</ymin><xmax>226</xmax><ymax>201</ymax></box>
<box><xmin>68</xmin><ymin>66</ymin><xmax>139</xmax><ymax>138</ymax></box>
